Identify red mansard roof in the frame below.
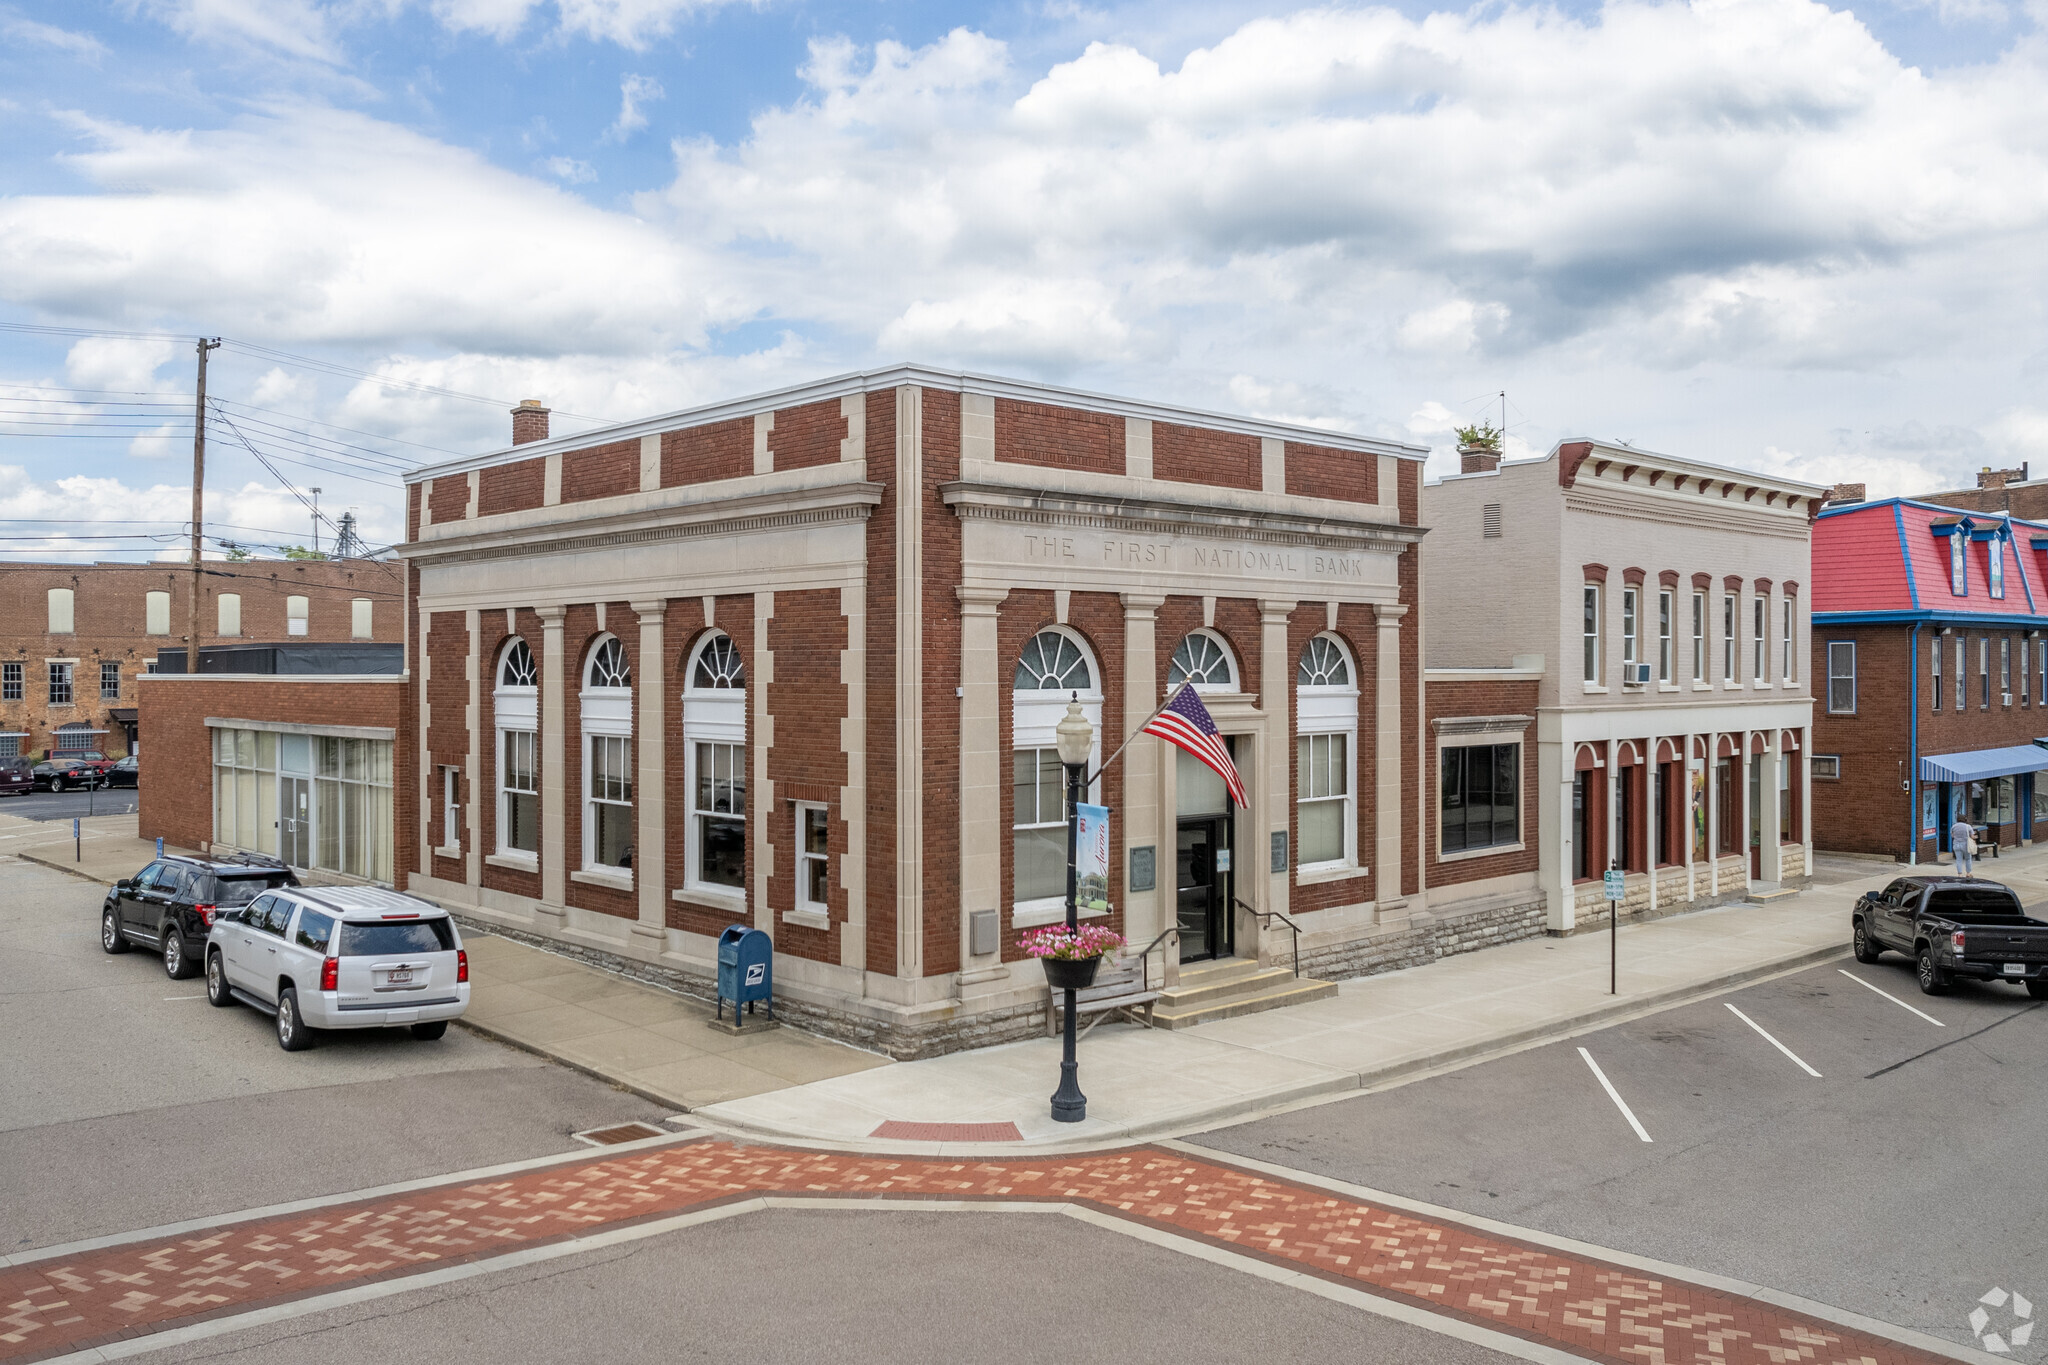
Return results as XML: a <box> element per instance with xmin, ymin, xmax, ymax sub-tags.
<box><xmin>1813</xmin><ymin>498</ymin><xmax>2048</xmax><ymax>619</ymax></box>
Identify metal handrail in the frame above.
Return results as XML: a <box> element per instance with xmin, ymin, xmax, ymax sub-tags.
<box><xmin>1237</xmin><ymin>898</ymin><xmax>1302</xmax><ymax>978</ymax></box>
<box><xmin>1130</xmin><ymin>926</ymin><xmax>1179</xmax><ymax>992</ymax></box>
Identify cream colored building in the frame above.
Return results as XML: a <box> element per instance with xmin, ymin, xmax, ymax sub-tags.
<box><xmin>1422</xmin><ymin>441</ymin><xmax>1825</xmax><ymax>931</ymax></box>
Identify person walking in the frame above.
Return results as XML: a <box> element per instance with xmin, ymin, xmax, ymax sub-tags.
<box><xmin>1951</xmin><ymin>816</ymin><xmax>1976</xmax><ymax>878</ymax></box>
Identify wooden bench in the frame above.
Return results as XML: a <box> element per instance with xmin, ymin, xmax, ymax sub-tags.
<box><xmin>1045</xmin><ymin>957</ymin><xmax>1161</xmax><ymax>1039</ymax></box>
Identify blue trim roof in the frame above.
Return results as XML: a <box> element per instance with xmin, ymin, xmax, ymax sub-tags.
<box><xmin>1921</xmin><ymin>744</ymin><xmax>2048</xmax><ymax>784</ymax></box>
<box><xmin>1813</xmin><ymin>609</ymin><xmax>2048</xmax><ymax>627</ymax></box>
<box><xmin>1893</xmin><ymin>502</ymin><xmax>1919</xmax><ymax>610</ymax></box>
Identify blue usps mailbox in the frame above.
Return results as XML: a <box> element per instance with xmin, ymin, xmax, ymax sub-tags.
<box><xmin>716</xmin><ymin>924</ymin><xmax>774</xmax><ymax>1023</ymax></box>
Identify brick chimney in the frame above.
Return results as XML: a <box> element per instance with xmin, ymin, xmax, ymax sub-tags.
<box><xmin>511</xmin><ymin>399</ymin><xmax>551</xmax><ymax>446</ymax></box>
<box><xmin>1977</xmin><ymin>463</ymin><xmax>2028</xmax><ymax>490</ymax></box>
<box><xmin>1459</xmin><ymin>443</ymin><xmax>1502</xmax><ymax>474</ymax></box>
<box><xmin>1826</xmin><ymin>482</ymin><xmax>1865</xmax><ymax>504</ymax></box>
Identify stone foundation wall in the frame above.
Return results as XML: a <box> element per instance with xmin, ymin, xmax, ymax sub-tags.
<box><xmin>1778</xmin><ymin>844</ymin><xmax>1808</xmax><ymax>879</ymax></box>
<box><xmin>1297</xmin><ymin>891</ymin><xmax>1548</xmax><ymax>983</ymax></box>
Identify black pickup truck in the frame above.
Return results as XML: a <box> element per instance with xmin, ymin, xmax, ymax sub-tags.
<box><xmin>1852</xmin><ymin>876</ymin><xmax>2048</xmax><ymax>997</ymax></box>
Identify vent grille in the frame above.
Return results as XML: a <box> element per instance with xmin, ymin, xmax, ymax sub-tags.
<box><xmin>1482</xmin><ymin>503</ymin><xmax>1502</xmax><ymax>538</ymax></box>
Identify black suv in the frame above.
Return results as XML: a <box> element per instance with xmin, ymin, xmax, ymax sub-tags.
<box><xmin>101</xmin><ymin>854</ymin><xmax>300</xmax><ymax>979</ymax></box>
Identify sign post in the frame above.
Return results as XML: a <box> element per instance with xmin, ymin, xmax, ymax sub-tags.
<box><xmin>73</xmin><ymin>817</ymin><xmax>81</xmax><ymax>864</ymax></box>
<box><xmin>1604</xmin><ymin>865</ymin><xmax>1625</xmax><ymax>994</ymax></box>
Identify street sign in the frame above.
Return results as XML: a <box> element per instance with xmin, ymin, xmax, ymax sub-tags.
<box><xmin>156</xmin><ymin>836</ymin><xmax>165</xmax><ymax>858</ymax></box>
<box><xmin>1604</xmin><ymin>866</ymin><xmax>1623</xmax><ymax>997</ymax></box>
<box><xmin>1603</xmin><ymin>869</ymin><xmax>1624</xmax><ymax>901</ymax></box>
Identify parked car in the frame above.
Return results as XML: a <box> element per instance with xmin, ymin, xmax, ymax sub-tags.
<box><xmin>103</xmin><ymin>755</ymin><xmax>139</xmax><ymax>788</ymax></box>
<box><xmin>0</xmin><ymin>756</ymin><xmax>32</xmax><ymax>796</ymax></box>
<box><xmin>1852</xmin><ymin>875</ymin><xmax>2048</xmax><ymax>997</ymax></box>
<box><xmin>205</xmin><ymin>886</ymin><xmax>469</xmax><ymax>1049</ymax></box>
<box><xmin>34</xmin><ymin>756</ymin><xmax>110</xmax><ymax>792</ymax></box>
<box><xmin>101</xmin><ymin>854</ymin><xmax>300</xmax><ymax>980</ymax></box>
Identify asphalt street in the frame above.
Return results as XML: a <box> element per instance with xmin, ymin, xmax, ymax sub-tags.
<box><xmin>0</xmin><ymin>858</ymin><xmax>665</xmax><ymax>1251</ymax></box>
<box><xmin>1194</xmin><ymin>956</ymin><xmax>2048</xmax><ymax>1357</ymax></box>
<box><xmin>0</xmin><ymin>785</ymin><xmax>139</xmax><ymax>821</ymax></box>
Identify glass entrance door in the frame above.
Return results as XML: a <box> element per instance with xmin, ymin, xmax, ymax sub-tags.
<box><xmin>1177</xmin><ymin>816</ymin><xmax>1233</xmax><ymax>962</ymax></box>
<box><xmin>280</xmin><ymin>776</ymin><xmax>310</xmax><ymax>869</ymax></box>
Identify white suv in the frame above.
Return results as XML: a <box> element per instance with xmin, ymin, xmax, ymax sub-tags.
<box><xmin>204</xmin><ymin>886</ymin><xmax>470</xmax><ymax>1050</ymax></box>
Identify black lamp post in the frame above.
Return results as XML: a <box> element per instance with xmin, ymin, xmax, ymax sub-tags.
<box><xmin>1050</xmin><ymin>697</ymin><xmax>1094</xmax><ymax>1123</ymax></box>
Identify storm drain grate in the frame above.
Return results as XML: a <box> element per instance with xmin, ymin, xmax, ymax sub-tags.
<box><xmin>572</xmin><ymin>1122</ymin><xmax>667</xmax><ymax>1147</ymax></box>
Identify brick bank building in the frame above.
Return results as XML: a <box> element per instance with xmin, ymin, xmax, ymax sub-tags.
<box><xmin>395</xmin><ymin>368</ymin><xmax>1542</xmax><ymax>1056</ymax></box>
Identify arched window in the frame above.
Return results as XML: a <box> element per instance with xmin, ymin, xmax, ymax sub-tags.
<box><xmin>1168</xmin><ymin>631</ymin><xmax>1237</xmax><ymax>692</ymax></box>
<box><xmin>1011</xmin><ymin>628</ymin><xmax>1102</xmax><ymax>920</ymax></box>
<box><xmin>494</xmin><ymin>639</ymin><xmax>538</xmax><ymax>858</ymax></box>
<box><xmin>683</xmin><ymin>631</ymin><xmax>746</xmax><ymax>895</ymax></box>
<box><xmin>580</xmin><ymin>635</ymin><xmax>633</xmax><ymax>871</ymax></box>
<box><xmin>1295</xmin><ymin>633</ymin><xmax>1358</xmax><ymax>871</ymax></box>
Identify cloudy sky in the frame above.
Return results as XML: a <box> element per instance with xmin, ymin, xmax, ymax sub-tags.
<box><xmin>0</xmin><ymin>0</ymin><xmax>2041</xmax><ymax>560</ymax></box>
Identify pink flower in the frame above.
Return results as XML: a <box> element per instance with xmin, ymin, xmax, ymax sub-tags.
<box><xmin>1019</xmin><ymin>925</ymin><xmax>1127</xmax><ymax>961</ymax></box>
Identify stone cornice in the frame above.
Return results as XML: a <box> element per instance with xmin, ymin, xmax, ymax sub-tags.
<box><xmin>399</xmin><ymin>479</ymin><xmax>884</xmax><ymax>568</ymax></box>
<box><xmin>940</xmin><ymin>480</ymin><xmax>1425</xmax><ymax>555</ymax></box>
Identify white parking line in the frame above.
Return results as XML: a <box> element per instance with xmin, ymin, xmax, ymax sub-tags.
<box><xmin>1725</xmin><ymin>1003</ymin><xmax>1822</xmax><ymax>1077</ymax></box>
<box><xmin>1836</xmin><ymin>968</ymin><xmax>1946</xmax><ymax>1026</ymax></box>
<box><xmin>1577</xmin><ymin>1047</ymin><xmax>1652</xmax><ymax>1142</ymax></box>
<box><xmin>164</xmin><ymin>994</ymin><xmax>204</xmax><ymax>1001</ymax></box>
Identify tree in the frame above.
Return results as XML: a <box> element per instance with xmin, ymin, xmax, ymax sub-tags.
<box><xmin>283</xmin><ymin>545</ymin><xmax>328</xmax><ymax>561</ymax></box>
<box><xmin>1455</xmin><ymin>421</ymin><xmax>1502</xmax><ymax>450</ymax></box>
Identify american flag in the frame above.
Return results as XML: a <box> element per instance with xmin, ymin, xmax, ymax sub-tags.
<box><xmin>1143</xmin><ymin>683</ymin><xmax>1246</xmax><ymax>808</ymax></box>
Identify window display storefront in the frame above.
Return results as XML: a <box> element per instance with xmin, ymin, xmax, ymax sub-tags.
<box><xmin>212</xmin><ymin>725</ymin><xmax>393</xmax><ymax>883</ymax></box>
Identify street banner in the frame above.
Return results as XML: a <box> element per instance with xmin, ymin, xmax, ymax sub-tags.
<box><xmin>1076</xmin><ymin>802</ymin><xmax>1111</xmax><ymax>911</ymax></box>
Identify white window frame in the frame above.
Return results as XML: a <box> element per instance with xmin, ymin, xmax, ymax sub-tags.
<box><xmin>1990</xmin><ymin>536</ymin><xmax>2005</xmax><ymax>599</ymax></box>
<box><xmin>1813</xmin><ymin>755</ymin><xmax>1841</xmax><ymax>779</ymax></box>
<box><xmin>1931</xmin><ymin>633</ymin><xmax>1943</xmax><ymax>712</ymax></box>
<box><xmin>1950</xmin><ymin>533</ymin><xmax>1966</xmax><ymax>595</ymax></box>
<box><xmin>683</xmin><ymin>630</ymin><xmax>748</xmax><ymax>903</ymax></box>
<box><xmin>1296</xmin><ymin>632</ymin><xmax>1360</xmax><ymax>876</ymax></box>
<box><xmin>351</xmin><ymin>598</ymin><xmax>373</xmax><ymax>640</ymax></box>
<box><xmin>1753</xmin><ymin>596</ymin><xmax>1767</xmax><ymax>684</ymax></box>
<box><xmin>1957</xmin><ymin>636</ymin><xmax>1966</xmax><ymax>711</ymax></box>
<box><xmin>1826</xmin><ymin>641</ymin><xmax>1855</xmax><ymax>715</ymax></box>
<box><xmin>286</xmin><ymin>595</ymin><xmax>309</xmax><ymax>637</ymax></box>
<box><xmin>99</xmin><ymin>661</ymin><xmax>120</xmax><ymax>700</ymax></box>
<box><xmin>48</xmin><ymin>661</ymin><xmax>73</xmax><ymax>706</ymax></box>
<box><xmin>579</xmin><ymin>636</ymin><xmax>633</xmax><ymax>874</ymax></box>
<box><xmin>1012</xmin><ymin>627</ymin><xmax>1103</xmax><ymax>925</ymax></box>
<box><xmin>0</xmin><ymin>662</ymin><xmax>19</xmax><ymax>701</ymax></box>
<box><xmin>1722</xmin><ymin>593</ymin><xmax>1736</xmax><ymax>683</ymax></box>
<box><xmin>1167</xmin><ymin>629</ymin><xmax>1239</xmax><ymax>693</ymax></box>
<box><xmin>145</xmin><ymin>590</ymin><xmax>171</xmax><ymax>636</ymax></box>
<box><xmin>1582</xmin><ymin>584</ymin><xmax>1601</xmax><ymax>685</ymax></box>
<box><xmin>1782</xmin><ymin>597</ymin><xmax>1795</xmax><ymax>682</ymax></box>
<box><xmin>1980</xmin><ymin>636</ymin><xmax>1990</xmax><ymax>709</ymax></box>
<box><xmin>2002</xmin><ymin>636</ymin><xmax>2012</xmax><ymax>703</ymax></box>
<box><xmin>1657</xmin><ymin>588</ymin><xmax>1673</xmax><ymax>683</ymax></box>
<box><xmin>1691</xmin><ymin>591</ymin><xmax>1706</xmax><ymax>683</ymax></box>
<box><xmin>1621</xmin><ymin>587</ymin><xmax>1639</xmax><ymax>676</ymax></box>
<box><xmin>795</xmin><ymin>801</ymin><xmax>830</xmax><ymax>916</ymax></box>
<box><xmin>440</xmin><ymin>764</ymin><xmax>461</xmax><ymax>853</ymax></box>
<box><xmin>493</xmin><ymin>639</ymin><xmax>539</xmax><ymax>861</ymax></box>
<box><xmin>47</xmin><ymin>587</ymin><xmax>73</xmax><ymax>634</ymax></box>
<box><xmin>218</xmin><ymin>592</ymin><xmax>242</xmax><ymax>637</ymax></box>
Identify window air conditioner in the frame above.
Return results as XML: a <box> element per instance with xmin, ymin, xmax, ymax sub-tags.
<box><xmin>1627</xmin><ymin>663</ymin><xmax>1653</xmax><ymax>685</ymax></box>
<box><xmin>2003</xmin><ymin>693</ymin><xmax>2014</xmax><ymax>706</ymax></box>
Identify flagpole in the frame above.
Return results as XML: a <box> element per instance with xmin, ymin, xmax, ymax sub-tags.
<box><xmin>1087</xmin><ymin>681</ymin><xmax>1192</xmax><ymax>785</ymax></box>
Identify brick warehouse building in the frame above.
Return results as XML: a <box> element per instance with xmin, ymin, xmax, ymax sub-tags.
<box><xmin>0</xmin><ymin>559</ymin><xmax>401</xmax><ymax>762</ymax></box>
<box><xmin>1810</xmin><ymin>497</ymin><xmax>2048</xmax><ymax>863</ymax></box>
<box><xmin>1423</xmin><ymin>440</ymin><xmax>1823</xmax><ymax>933</ymax></box>
<box><xmin>395</xmin><ymin>367</ymin><xmax>1548</xmax><ymax>1057</ymax></box>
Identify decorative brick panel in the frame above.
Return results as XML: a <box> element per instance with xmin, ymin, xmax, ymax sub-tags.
<box><xmin>920</xmin><ymin>392</ymin><xmax>965</xmax><ymax>975</ymax></box>
<box><xmin>560</xmin><ymin>441</ymin><xmax>639</xmax><ymax>504</ymax></box>
<box><xmin>477</xmin><ymin>457</ymin><xmax>546</xmax><ymax>516</ymax></box>
<box><xmin>1284</xmin><ymin>441</ymin><xmax>1375</xmax><ymax>503</ymax></box>
<box><xmin>428</xmin><ymin>474</ymin><xmax>469</xmax><ymax>523</ymax></box>
<box><xmin>993</xmin><ymin>398</ymin><xmax>1123</xmax><ymax>475</ymax></box>
<box><xmin>1152</xmin><ymin>423</ymin><xmax>1260</xmax><ymax>491</ymax></box>
<box><xmin>769</xmin><ymin>400</ymin><xmax>847</xmax><ymax>471</ymax></box>
<box><xmin>863</xmin><ymin>389</ymin><xmax>898</xmax><ymax>974</ymax></box>
<box><xmin>662</xmin><ymin>418</ymin><xmax>753</xmax><ymax>487</ymax></box>
<box><xmin>764</xmin><ymin>588</ymin><xmax>849</xmax><ymax>963</ymax></box>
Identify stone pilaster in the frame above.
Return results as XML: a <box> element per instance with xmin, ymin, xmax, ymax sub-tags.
<box><xmin>632</xmin><ymin>600</ymin><xmax>666</xmax><ymax>948</ymax></box>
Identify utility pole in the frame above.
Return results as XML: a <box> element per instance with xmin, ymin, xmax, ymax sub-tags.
<box><xmin>187</xmin><ymin>338</ymin><xmax>220</xmax><ymax>673</ymax></box>
<box><xmin>311</xmin><ymin>488</ymin><xmax>322</xmax><ymax>555</ymax></box>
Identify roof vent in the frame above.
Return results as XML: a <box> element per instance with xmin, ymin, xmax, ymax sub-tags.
<box><xmin>1482</xmin><ymin>503</ymin><xmax>1502</xmax><ymax>539</ymax></box>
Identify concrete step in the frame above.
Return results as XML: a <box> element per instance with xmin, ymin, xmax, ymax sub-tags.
<box><xmin>1152</xmin><ymin>957</ymin><xmax>1338</xmax><ymax>1029</ymax></box>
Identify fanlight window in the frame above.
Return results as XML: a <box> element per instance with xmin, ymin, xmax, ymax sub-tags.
<box><xmin>1015</xmin><ymin>631</ymin><xmax>1093</xmax><ymax>692</ymax></box>
<box><xmin>692</xmin><ymin>634</ymin><xmax>745</xmax><ymax>690</ymax></box>
<box><xmin>586</xmin><ymin>637</ymin><xmax>630</xmax><ymax>689</ymax></box>
<box><xmin>499</xmin><ymin>639</ymin><xmax>536</xmax><ymax>689</ymax></box>
<box><xmin>1297</xmin><ymin>636</ymin><xmax>1351</xmax><ymax>687</ymax></box>
<box><xmin>1168</xmin><ymin>633</ymin><xmax>1235</xmax><ymax>689</ymax></box>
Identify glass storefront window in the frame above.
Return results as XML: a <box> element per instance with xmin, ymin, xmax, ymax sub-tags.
<box><xmin>214</xmin><ymin>726</ymin><xmax>391</xmax><ymax>884</ymax></box>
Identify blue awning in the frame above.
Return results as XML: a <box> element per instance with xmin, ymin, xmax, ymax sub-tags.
<box><xmin>1920</xmin><ymin>744</ymin><xmax>2048</xmax><ymax>784</ymax></box>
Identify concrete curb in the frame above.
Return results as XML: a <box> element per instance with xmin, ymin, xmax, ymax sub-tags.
<box><xmin>688</xmin><ymin>940</ymin><xmax>1856</xmax><ymax>1153</ymax></box>
<box><xmin>452</xmin><ymin>1016</ymin><xmax>693</xmax><ymax>1115</ymax></box>
<box><xmin>15</xmin><ymin>847</ymin><xmax>121</xmax><ymax>887</ymax></box>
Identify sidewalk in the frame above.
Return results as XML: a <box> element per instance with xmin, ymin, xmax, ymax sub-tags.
<box><xmin>695</xmin><ymin>848</ymin><xmax>2044</xmax><ymax>1149</ymax></box>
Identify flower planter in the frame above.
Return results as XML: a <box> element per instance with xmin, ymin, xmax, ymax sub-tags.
<box><xmin>1041</xmin><ymin>955</ymin><xmax>1104</xmax><ymax>991</ymax></box>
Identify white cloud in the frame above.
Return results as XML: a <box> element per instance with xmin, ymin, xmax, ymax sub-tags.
<box><xmin>605</xmin><ymin>72</ymin><xmax>664</xmax><ymax>142</ymax></box>
<box><xmin>543</xmin><ymin>155</ymin><xmax>597</xmax><ymax>183</ymax></box>
<box><xmin>65</xmin><ymin>338</ymin><xmax>184</xmax><ymax>393</ymax></box>
<box><xmin>134</xmin><ymin>0</ymin><xmax>341</xmax><ymax>63</ymax></box>
<box><xmin>3</xmin><ymin>15</ymin><xmax>108</xmax><ymax>59</ymax></box>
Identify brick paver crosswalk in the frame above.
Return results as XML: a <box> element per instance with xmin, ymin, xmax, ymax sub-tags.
<box><xmin>0</xmin><ymin>1140</ymin><xmax>1943</xmax><ymax>1364</ymax></box>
